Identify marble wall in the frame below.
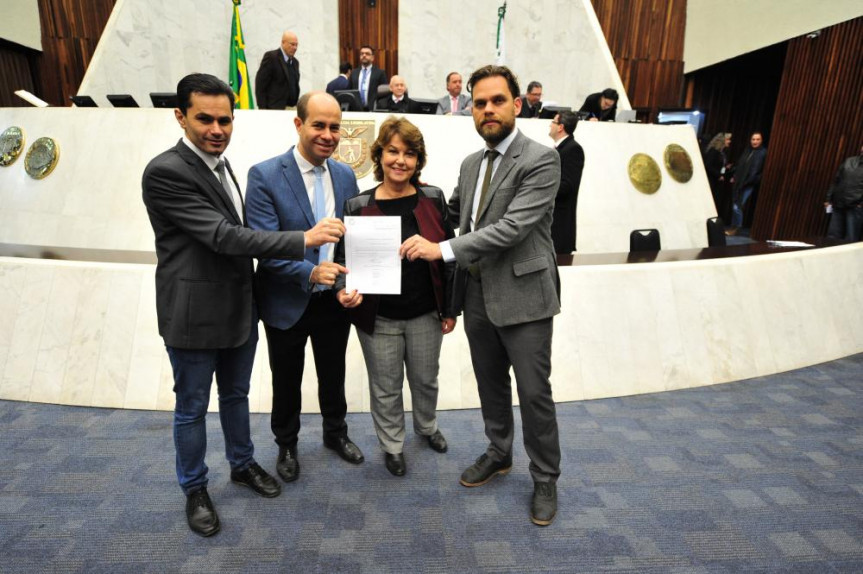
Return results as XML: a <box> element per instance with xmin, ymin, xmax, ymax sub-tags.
<box><xmin>3</xmin><ymin>243</ymin><xmax>863</xmax><ymax>413</ymax></box>
<box><xmin>0</xmin><ymin>107</ymin><xmax>710</xmax><ymax>253</ymax></box>
<box><xmin>76</xmin><ymin>0</ymin><xmax>628</xmax><ymax>111</ymax></box>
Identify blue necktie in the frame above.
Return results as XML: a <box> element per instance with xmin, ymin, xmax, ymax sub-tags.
<box><xmin>360</xmin><ymin>68</ymin><xmax>369</xmax><ymax>105</ymax></box>
<box><xmin>313</xmin><ymin>165</ymin><xmax>329</xmax><ymax>265</ymax></box>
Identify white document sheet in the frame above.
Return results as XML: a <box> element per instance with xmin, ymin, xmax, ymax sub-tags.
<box><xmin>344</xmin><ymin>215</ymin><xmax>402</xmax><ymax>295</ymax></box>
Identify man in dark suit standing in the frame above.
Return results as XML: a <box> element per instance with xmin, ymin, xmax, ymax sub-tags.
<box><xmin>255</xmin><ymin>30</ymin><xmax>301</xmax><ymax>109</ymax></box>
<box><xmin>548</xmin><ymin>111</ymin><xmax>585</xmax><ymax>254</ymax></box>
<box><xmin>518</xmin><ymin>80</ymin><xmax>543</xmax><ymax>118</ymax></box>
<box><xmin>245</xmin><ymin>92</ymin><xmax>364</xmax><ymax>486</ymax></box>
<box><xmin>325</xmin><ymin>61</ymin><xmax>352</xmax><ymax>96</ymax></box>
<box><xmin>400</xmin><ymin>65</ymin><xmax>562</xmax><ymax>526</ymax></box>
<box><xmin>375</xmin><ymin>75</ymin><xmax>412</xmax><ymax>112</ymax></box>
<box><xmin>141</xmin><ymin>74</ymin><xmax>345</xmax><ymax>537</ymax></box>
<box><xmin>350</xmin><ymin>44</ymin><xmax>387</xmax><ymax>111</ymax></box>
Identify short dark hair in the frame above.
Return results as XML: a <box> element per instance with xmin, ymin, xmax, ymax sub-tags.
<box><xmin>176</xmin><ymin>73</ymin><xmax>234</xmax><ymax>115</ymax></box>
<box><xmin>339</xmin><ymin>61</ymin><xmax>352</xmax><ymax>74</ymax></box>
<box><xmin>371</xmin><ymin>116</ymin><xmax>427</xmax><ymax>185</ymax></box>
<box><xmin>359</xmin><ymin>44</ymin><xmax>375</xmax><ymax>54</ymax></box>
<box><xmin>601</xmin><ymin>88</ymin><xmax>619</xmax><ymax>102</ymax></box>
<box><xmin>467</xmin><ymin>65</ymin><xmax>520</xmax><ymax>100</ymax></box>
<box><xmin>296</xmin><ymin>91</ymin><xmax>339</xmax><ymax>122</ymax></box>
<box><xmin>446</xmin><ymin>71</ymin><xmax>460</xmax><ymax>84</ymax></box>
<box><xmin>558</xmin><ymin>111</ymin><xmax>579</xmax><ymax>135</ymax></box>
<box><xmin>526</xmin><ymin>81</ymin><xmax>542</xmax><ymax>94</ymax></box>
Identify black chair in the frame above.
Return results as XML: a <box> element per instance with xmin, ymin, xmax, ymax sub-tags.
<box><xmin>334</xmin><ymin>90</ymin><xmax>362</xmax><ymax>112</ymax></box>
<box><xmin>373</xmin><ymin>84</ymin><xmax>392</xmax><ymax>111</ymax></box>
<box><xmin>149</xmin><ymin>92</ymin><xmax>178</xmax><ymax>108</ymax></box>
<box><xmin>106</xmin><ymin>94</ymin><xmax>139</xmax><ymax>108</ymax></box>
<box><xmin>69</xmin><ymin>95</ymin><xmax>98</xmax><ymax>107</ymax></box>
<box><xmin>706</xmin><ymin>217</ymin><xmax>727</xmax><ymax>247</ymax></box>
<box><xmin>629</xmin><ymin>228</ymin><xmax>661</xmax><ymax>252</ymax></box>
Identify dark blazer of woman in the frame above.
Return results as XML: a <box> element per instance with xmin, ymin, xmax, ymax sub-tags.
<box><xmin>335</xmin><ymin>185</ymin><xmax>457</xmax><ymax>334</ymax></box>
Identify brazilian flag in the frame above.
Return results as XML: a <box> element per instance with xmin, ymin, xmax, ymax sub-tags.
<box><xmin>229</xmin><ymin>0</ymin><xmax>254</xmax><ymax>109</ymax></box>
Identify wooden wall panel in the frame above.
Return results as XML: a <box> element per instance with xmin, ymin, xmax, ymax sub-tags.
<box><xmin>338</xmin><ymin>0</ymin><xmax>399</xmax><ymax>80</ymax></box>
<box><xmin>591</xmin><ymin>0</ymin><xmax>686</xmax><ymax>120</ymax></box>
<box><xmin>0</xmin><ymin>0</ymin><xmax>115</xmax><ymax>108</ymax></box>
<box><xmin>751</xmin><ymin>17</ymin><xmax>863</xmax><ymax>241</ymax></box>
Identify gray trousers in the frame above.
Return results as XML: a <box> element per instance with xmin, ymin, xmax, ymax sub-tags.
<box><xmin>356</xmin><ymin>312</ymin><xmax>442</xmax><ymax>454</ymax></box>
<box><xmin>463</xmin><ymin>277</ymin><xmax>561</xmax><ymax>483</ymax></box>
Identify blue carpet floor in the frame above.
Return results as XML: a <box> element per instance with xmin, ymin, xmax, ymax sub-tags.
<box><xmin>0</xmin><ymin>355</ymin><xmax>861</xmax><ymax>573</ymax></box>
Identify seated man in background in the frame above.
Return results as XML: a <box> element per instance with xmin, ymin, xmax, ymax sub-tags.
<box><xmin>518</xmin><ymin>81</ymin><xmax>543</xmax><ymax>118</ymax></box>
<box><xmin>437</xmin><ymin>71</ymin><xmax>472</xmax><ymax>115</ymax></box>
<box><xmin>326</xmin><ymin>62</ymin><xmax>352</xmax><ymax>96</ymax></box>
<box><xmin>376</xmin><ymin>75</ymin><xmax>412</xmax><ymax>112</ymax></box>
<box><xmin>579</xmin><ymin>88</ymin><xmax>618</xmax><ymax>121</ymax></box>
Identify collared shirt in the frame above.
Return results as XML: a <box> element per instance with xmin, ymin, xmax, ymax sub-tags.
<box><xmin>439</xmin><ymin>128</ymin><xmax>520</xmax><ymax>262</ymax></box>
<box><xmin>392</xmin><ymin>95</ymin><xmax>403</xmax><ymax>104</ymax></box>
<box><xmin>280</xmin><ymin>47</ymin><xmax>293</xmax><ymax>65</ymax></box>
<box><xmin>181</xmin><ymin>135</ymin><xmax>244</xmax><ymax>224</ymax></box>
<box><xmin>553</xmin><ymin>135</ymin><xmax>567</xmax><ymax>148</ymax></box>
<box><xmin>293</xmin><ymin>147</ymin><xmax>335</xmax><ymax>263</ymax></box>
<box><xmin>451</xmin><ymin>95</ymin><xmax>459</xmax><ymax>113</ymax></box>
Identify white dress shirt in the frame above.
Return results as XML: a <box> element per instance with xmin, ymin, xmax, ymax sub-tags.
<box><xmin>182</xmin><ymin>135</ymin><xmax>244</xmax><ymax>224</ymax></box>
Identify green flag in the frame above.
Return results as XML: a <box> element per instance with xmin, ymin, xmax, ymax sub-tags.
<box><xmin>229</xmin><ymin>0</ymin><xmax>254</xmax><ymax>109</ymax></box>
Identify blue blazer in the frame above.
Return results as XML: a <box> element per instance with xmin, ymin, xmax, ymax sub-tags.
<box><xmin>245</xmin><ymin>147</ymin><xmax>359</xmax><ymax>329</ymax></box>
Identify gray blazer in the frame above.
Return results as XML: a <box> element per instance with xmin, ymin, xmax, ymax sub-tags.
<box><xmin>447</xmin><ymin>130</ymin><xmax>561</xmax><ymax>327</ymax></box>
<box><xmin>436</xmin><ymin>93</ymin><xmax>472</xmax><ymax>115</ymax></box>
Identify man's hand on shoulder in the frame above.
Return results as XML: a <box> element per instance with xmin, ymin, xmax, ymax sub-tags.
<box><xmin>305</xmin><ymin>217</ymin><xmax>346</xmax><ymax>247</ymax></box>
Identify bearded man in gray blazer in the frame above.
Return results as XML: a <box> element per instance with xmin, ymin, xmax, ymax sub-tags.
<box><xmin>401</xmin><ymin>65</ymin><xmax>562</xmax><ymax>526</ymax></box>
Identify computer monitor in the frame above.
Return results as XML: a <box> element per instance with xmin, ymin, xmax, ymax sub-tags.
<box><xmin>615</xmin><ymin>109</ymin><xmax>637</xmax><ymax>123</ymax></box>
<box><xmin>106</xmin><ymin>94</ymin><xmax>139</xmax><ymax>108</ymax></box>
<box><xmin>149</xmin><ymin>92</ymin><xmax>179</xmax><ymax>108</ymax></box>
<box><xmin>656</xmin><ymin>108</ymin><xmax>706</xmax><ymax>137</ymax></box>
<box><xmin>408</xmin><ymin>98</ymin><xmax>438</xmax><ymax>115</ymax></box>
<box><xmin>538</xmin><ymin>106</ymin><xmax>570</xmax><ymax>120</ymax></box>
<box><xmin>69</xmin><ymin>95</ymin><xmax>98</xmax><ymax>107</ymax></box>
<box><xmin>334</xmin><ymin>90</ymin><xmax>362</xmax><ymax>112</ymax></box>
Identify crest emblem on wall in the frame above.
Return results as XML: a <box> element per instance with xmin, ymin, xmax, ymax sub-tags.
<box><xmin>333</xmin><ymin>120</ymin><xmax>375</xmax><ymax>180</ymax></box>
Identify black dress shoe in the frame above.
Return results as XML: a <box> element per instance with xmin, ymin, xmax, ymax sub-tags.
<box><xmin>324</xmin><ymin>436</ymin><xmax>365</xmax><ymax>464</ymax></box>
<box><xmin>276</xmin><ymin>446</ymin><xmax>300</xmax><ymax>483</ymax></box>
<box><xmin>230</xmin><ymin>462</ymin><xmax>282</xmax><ymax>498</ymax></box>
<box><xmin>186</xmin><ymin>487</ymin><xmax>220</xmax><ymax>537</ymax></box>
<box><xmin>530</xmin><ymin>482</ymin><xmax>557</xmax><ymax>526</ymax></box>
<box><xmin>385</xmin><ymin>453</ymin><xmax>406</xmax><ymax>476</ymax></box>
<box><xmin>426</xmin><ymin>430</ymin><xmax>448</xmax><ymax>453</ymax></box>
<box><xmin>459</xmin><ymin>453</ymin><xmax>512</xmax><ymax>487</ymax></box>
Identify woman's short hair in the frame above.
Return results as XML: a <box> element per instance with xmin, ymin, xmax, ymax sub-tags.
<box><xmin>371</xmin><ymin>116</ymin><xmax>427</xmax><ymax>184</ymax></box>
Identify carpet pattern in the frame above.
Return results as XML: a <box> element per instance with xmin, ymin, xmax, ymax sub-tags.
<box><xmin>0</xmin><ymin>356</ymin><xmax>861</xmax><ymax>573</ymax></box>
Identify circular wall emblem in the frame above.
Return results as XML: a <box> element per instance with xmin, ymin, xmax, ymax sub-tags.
<box><xmin>25</xmin><ymin>137</ymin><xmax>60</xmax><ymax>179</ymax></box>
<box><xmin>628</xmin><ymin>153</ymin><xmax>662</xmax><ymax>194</ymax></box>
<box><xmin>664</xmin><ymin>143</ymin><xmax>693</xmax><ymax>183</ymax></box>
<box><xmin>0</xmin><ymin>126</ymin><xmax>25</xmax><ymax>167</ymax></box>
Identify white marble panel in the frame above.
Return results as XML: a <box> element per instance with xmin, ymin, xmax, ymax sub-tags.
<box><xmin>91</xmin><ymin>270</ymin><xmax>141</xmax><ymax>407</ymax></box>
<box><xmin>0</xmin><ymin>263</ymin><xmax>28</xmax><ymax>398</ymax></box>
<box><xmin>124</xmin><ymin>273</ymin><xmax>164</xmax><ymax>410</ymax></box>
<box><xmin>399</xmin><ymin>0</ymin><xmax>630</xmax><ymax>109</ymax></box>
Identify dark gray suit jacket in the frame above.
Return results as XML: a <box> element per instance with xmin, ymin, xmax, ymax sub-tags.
<box><xmin>448</xmin><ymin>130</ymin><xmax>561</xmax><ymax>327</ymax></box>
<box><xmin>255</xmin><ymin>49</ymin><xmax>300</xmax><ymax>109</ymax></box>
<box><xmin>141</xmin><ymin>141</ymin><xmax>305</xmax><ymax>349</ymax></box>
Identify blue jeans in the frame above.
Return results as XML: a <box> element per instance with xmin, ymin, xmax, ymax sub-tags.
<box><xmin>731</xmin><ymin>186</ymin><xmax>754</xmax><ymax>228</ymax></box>
<box><xmin>826</xmin><ymin>205</ymin><xmax>863</xmax><ymax>241</ymax></box>
<box><xmin>166</xmin><ymin>325</ymin><xmax>258</xmax><ymax>494</ymax></box>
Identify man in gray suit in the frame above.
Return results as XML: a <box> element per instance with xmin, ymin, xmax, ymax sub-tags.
<box><xmin>401</xmin><ymin>65</ymin><xmax>562</xmax><ymax>526</ymax></box>
<box><xmin>436</xmin><ymin>72</ymin><xmax>472</xmax><ymax>115</ymax></box>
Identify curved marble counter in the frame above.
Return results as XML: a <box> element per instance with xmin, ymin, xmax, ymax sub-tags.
<box><xmin>2</xmin><ymin>241</ymin><xmax>860</xmax><ymax>413</ymax></box>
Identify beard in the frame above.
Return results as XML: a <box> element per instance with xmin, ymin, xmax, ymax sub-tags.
<box><xmin>476</xmin><ymin>116</ymin><xmax>515</xmax><ymax>146</ymax></box>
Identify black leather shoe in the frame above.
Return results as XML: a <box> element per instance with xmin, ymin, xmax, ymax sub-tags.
<box><xmin>459</xmin><ymin>453</ymin><xmax>512</xmax><ymax>487</ymax></box>
<box><xmin>230</xmin><ymin>462</ymin><xmax>281</xmax><ymax>498</ymax></box>
<box><xmin>384</xmin><ymin>453</ymin><xmax>406</xmax><ymax>476</ymax></box>
<box><xmin>276</xmin><ymin>446</ymin><xmax>300</xmax><ymax>483</ymax></box>
<box><xmin>426</xmin><ymin>430</ymin><xmax>448</xmax><ymax>453</ymax></box>
<box><xmin>324</xmin><ymin>436</ymin><xmax>365</xmax><ymax>464</ymax></box>
<box><xmin>530</xmin><ymin>482</ymin><xmax>557</xmax><ymax>526</ymax></box>
<box><xmin>186</xmin><ymin>487</ymin><xmax>220</xmax><ymax>537</ymax></box>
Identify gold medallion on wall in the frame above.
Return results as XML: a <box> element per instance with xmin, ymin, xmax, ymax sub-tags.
<box><xmin>0</xmin><ymin>126</ymin><xmax>25</xmax><ymax>167</ymax></box>
<box><xmin>628</xmin><ymin>153</ymin><xmax>662</xmax><ymax>194</ymax></box>
<box><xmin>25</xmin><ymin>137</ymin><xmax>60</xmax><ymax>179</ymax></box>
<box><xmin>664</xmin><ymin>143</ymin><xmax>693</xmax><ymax>183</ymax></box>
<box><xmin>333</xmin><ymin>120</ymin><xmax>375</xmax><ymax>180</ymax></box>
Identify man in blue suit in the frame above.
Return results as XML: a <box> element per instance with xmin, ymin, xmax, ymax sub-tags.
<box><xmin>325</xmin><ymin>62</ymin><xmax>352</xmax><ymax>96</ymax></box>
<box><xmin>245</xmin><ymin>91</ymin><xmax>363</xmax><ymax>484</ymax></box>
